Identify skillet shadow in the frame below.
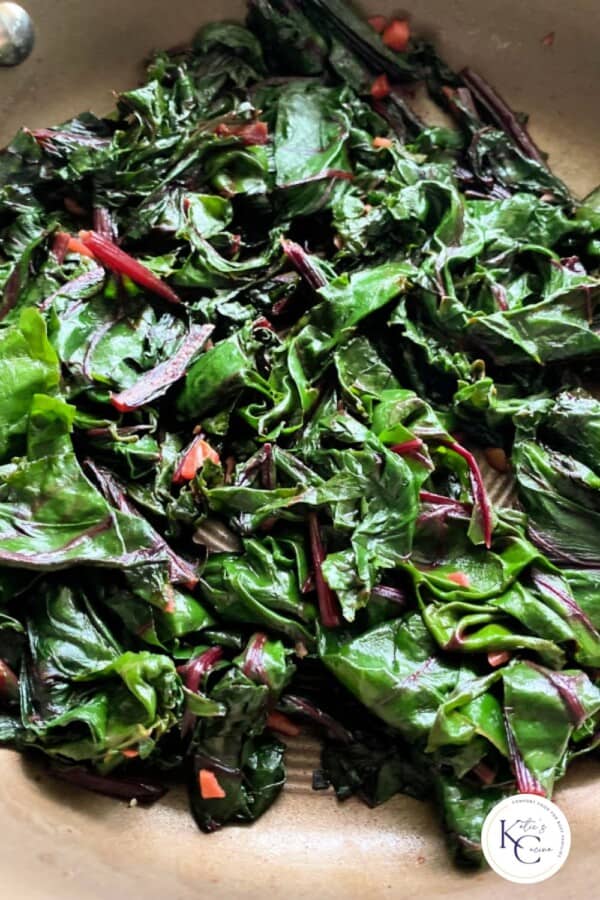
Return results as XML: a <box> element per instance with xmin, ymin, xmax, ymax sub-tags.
<box><xmin>17</xmin><ymin>752</ymin><xmax>192</xmax><ymax>821</ymax></box>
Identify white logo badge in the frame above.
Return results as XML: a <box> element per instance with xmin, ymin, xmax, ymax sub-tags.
<box><xmin>481</xmin><ymin>794</ymin><xmax>571</xmax><ymax>884</ymax></box>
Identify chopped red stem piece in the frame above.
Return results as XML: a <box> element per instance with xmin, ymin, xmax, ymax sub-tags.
<box><xmin>64</xmin><ymin>235</ymin><xmax>95</xmax><ymax>258</ymax></box>
<box><xmin>0</xmin><ymin>659</ymin><xmax>19</xmax><ymax>703</ymax></box>
<box><xmin>52</xmin><ymin>231</ymin><xmax>71</xmax><ymax>264</ymax></box>
<box><xmin>308</xmin><ymin>512</ymin><xmax>341</xmax><ymax>628</ymax></box>
<box><xmin>163</xmin><ymin>584</ymin><xmax>176</xmax><ymax>614</ymax></box>
<box><xmin>199</xmin><ymin>769</ymin><xmax>226</xmax><ymax>800</ymax></box>
<box><xmin>172</xmin><ymin>435</ymin><xmax>220</xmax><ymax>484</ymax></box>
<box><xmin>447</xmin><ymin>571</ymin><xmax>471</xmax><ymax>587</ymax></box>
<box><xmin>252</xmin><ymin>316</ymin><xmax>274</xmax><ymax>331</ymax></box>
<box><xmin>371</xmin><ymin>74</ymin><xmax>391</xmax><ymax>100</ymax></box>
<box><xmin>110</xmin><ymin>324</ymin><xmax>214</xmax><ymax>412</ymax></box>
<box><xmin>372</xmin><ymin>136</ymin><xmax>393</xmax><ymax>149</ymax></box>
<box><xmin>382</xmin><ymin>19</ymin><xmax>410</xmax><ymax>53</ymax></box>
<box><xmin>266</xmin><ymin>711</ymin><xmax>301</xmax><ymax>737</ymax></box>
<box><xmin>367</xmin><ymin>15</ymin><xmax>387</xmax><ymax>33</ymax></box>
<box><xmin>488</xmin><ymin>650</ymin><xmax>511</xmax><ymax>667</ymax></box>
<box><xmin>79</xmin><ymin>230</ymin><xmax>181</xmax><ymax>304</ymax></box>
<box><xmin>214</xmin><ymin>120</ymin><xmax>269</xmax><ymax>146</ymax></box>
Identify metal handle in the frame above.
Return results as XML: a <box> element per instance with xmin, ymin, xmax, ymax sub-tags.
<box><xmin>0</xmin><ymin>2</ymin><xmax>34</xmax><ymax>66</ymax></box>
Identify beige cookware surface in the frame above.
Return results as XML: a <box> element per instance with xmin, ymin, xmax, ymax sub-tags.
<box><xmin>1</xmin><ymin>1</ymin><xmax>599</xmax><ymax>897</ymax></box>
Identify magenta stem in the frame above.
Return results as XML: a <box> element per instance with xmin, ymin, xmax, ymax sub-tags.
<box><xmin>308</xmin><ymin>512</ymin><xmax>341</xmax><ymax>628</ymax></box>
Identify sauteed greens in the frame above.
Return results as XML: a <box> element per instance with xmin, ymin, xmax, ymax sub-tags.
<box><xmin>0</xmin><ymin>0</ymin><xmax>599</xmax><ymax>867</ymax></box>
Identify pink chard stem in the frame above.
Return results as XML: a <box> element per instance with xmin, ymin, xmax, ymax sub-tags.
<box><xmin>308</xmin><ymin>512</ymin><xmax>341</xmax><ymax>628</ymax></box>
<box><xmin>443</xmin><ymin>441</ymin><xmax>493</xmax><ymax>548</ymax></box>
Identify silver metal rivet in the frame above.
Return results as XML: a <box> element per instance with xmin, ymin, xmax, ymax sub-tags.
<box><xmin>0</xmin><ymin>2</ymin><xmax>34</xmax><ymax>67</ymax></box>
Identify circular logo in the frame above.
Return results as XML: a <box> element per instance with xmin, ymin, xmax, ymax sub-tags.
<box><xmin>481</xmin><ymin>794</ymin><xmax>571</xmax><ymax>884</ymax></box>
